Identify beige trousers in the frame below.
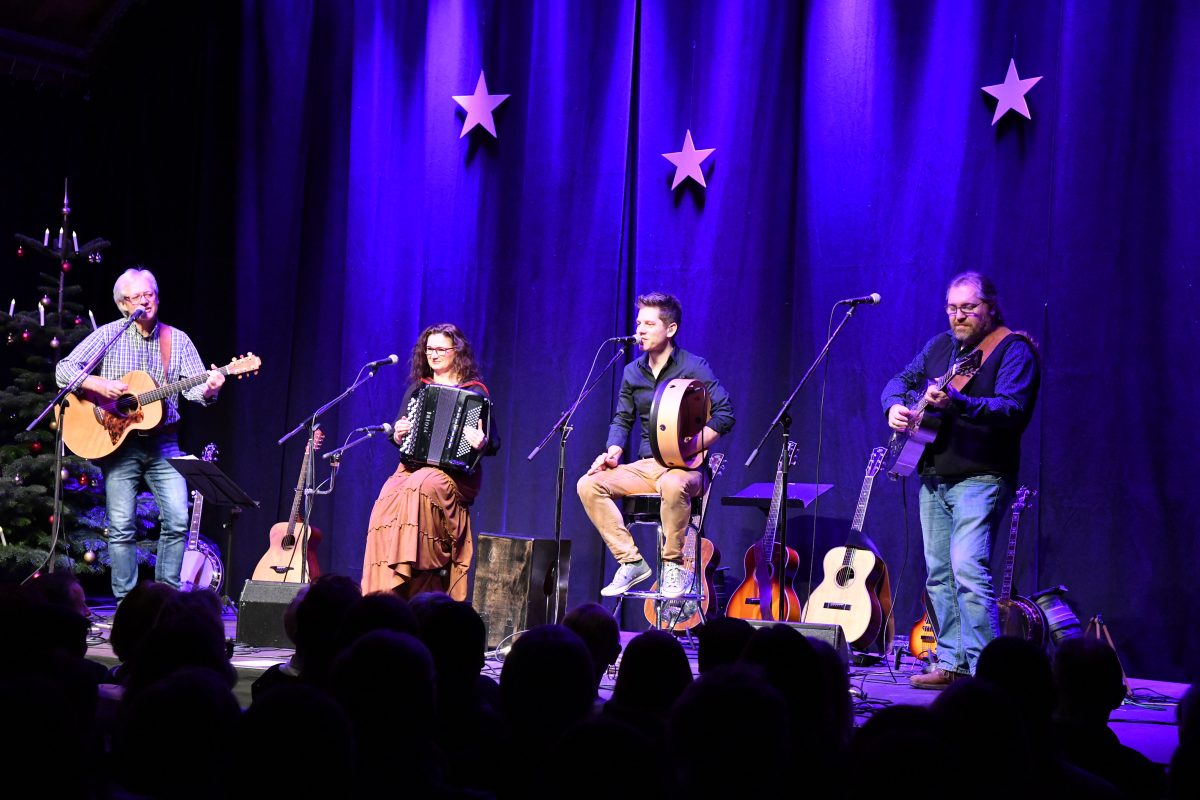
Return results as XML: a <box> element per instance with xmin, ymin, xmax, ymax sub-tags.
<box><xmin>576</xmin><ymin>457</ymin><xmax>705</xmax><ymax>564</ymax></box>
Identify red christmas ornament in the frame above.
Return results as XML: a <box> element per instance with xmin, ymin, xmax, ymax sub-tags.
<box><xmin>35</xmin><ymin>383</ymin><xmax>44</xmax><ymax>393</ymax></box>
<box><xmin>21</xmin><ymin>329</ymin><xmax>32</xmax><ymax>342</ymax></box>
<box><xmin>48</xmin><ymin>514</ymin><xmax>54</xmax><ymax>525</ymax></box>
<box><xmin>16</xmin><ymin>245</ymin><xmax>24</xmax><ymax>257</ymax></box>
<box><xmin>30</xmin><ymin>441</ymin><xmax>43</xmax><ymax>454</ymax></box>
<box><xmin>61</xmin><ymin>261</ymin><xmax>71</xmax><ymax>273</ymax></box>
<box><xmin>74</xmin><ymin>316</ymin><xmax>83</xmax><ymax>326</ymax></box>
<box><xmin>79</xmin><ymin>474</ymin><xmax>90</xmax><ymax>487</ymax></box>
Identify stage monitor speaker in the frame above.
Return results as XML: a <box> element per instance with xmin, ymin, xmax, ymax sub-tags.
<box><xmin>473</xmin><ymin>533</ymin><xmax>572</xmax><ymax>649</ymax></box>
<box><xmin>237</xmin><ymin>579</ymin><xmax>305</xmax><ymax>648</ymax></box>
<box><xmin>743</xmin><ymin>619</ymin><xmax>851</xmax><ymax>667</ymax></box>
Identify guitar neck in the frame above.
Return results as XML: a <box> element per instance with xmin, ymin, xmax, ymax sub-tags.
<box><xmin>762</xmin><ymin>465</ymin><xmax>787</xmax><ymax>562</ymax></box>
<box><xmin>1000</xmin><ymin>504</ymin><xmax>1023</xmax><ymax>602</ymax></box>
<box><xmin>137</xmin><ymin>365</ymin><xmax>229</xmax><ymax>405</ymax></box>
<box><xmin>849</xmin><ymin>473</ymin><xmax>876</xmax><ymax>533</ymax></box>
<box><xmin>186</xmin><ymin>491</ymin><xmax>204</xmax><ymax>550</ymax></box>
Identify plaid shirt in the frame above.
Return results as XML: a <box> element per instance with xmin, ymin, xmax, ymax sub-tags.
<box><xmin>56</xmin><ymin>318</ymin><xmax>213</xmax><ymax>425</ymax></box>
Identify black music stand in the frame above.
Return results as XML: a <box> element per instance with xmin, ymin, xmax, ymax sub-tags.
<box><xmin>169</xmin><ymin>456</ymin><xmax>259</xmax><ymax>609</ymax></box>
<box><xmin>721</xmin><ymin>482</ymin><xmax>833</xmax><ymax>512</ymax></box>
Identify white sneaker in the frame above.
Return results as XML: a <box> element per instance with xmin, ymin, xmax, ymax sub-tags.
<box><xmin>660</xmin><ymin>562</ymin><xmax>693</xmax><ymax>599</ymax></box>
<box><xmin>600</xmin><ymin>560</ymin><xmax>652</xmax><ymax>597</ymax></box>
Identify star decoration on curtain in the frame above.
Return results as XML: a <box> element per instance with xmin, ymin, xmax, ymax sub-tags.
<box><xmin>981</xmin><ymin>58</ymin><xmax>1042</xmax><ymax>125</ymax></box>
<box><xmin>662</xmin><ymin>130</ymin><xmax>715</xmax><ymax>190</ymax></box>
<box><xmin>452</xmin><ymin>72</ymin><xmax>510</xmax><ymax>138</ymax></box>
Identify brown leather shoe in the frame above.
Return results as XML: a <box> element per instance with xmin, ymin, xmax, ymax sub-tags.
<box><xmin>909</xmin><ymin>668</ymin><xmax>966</xmax><ymax>690</ymax></box>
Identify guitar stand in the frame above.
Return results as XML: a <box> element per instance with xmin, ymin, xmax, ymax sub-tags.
<box><xmin>1084</xmin><ymin>614</ymin><xmax>1133</xmax><ymax>698</ymax></box>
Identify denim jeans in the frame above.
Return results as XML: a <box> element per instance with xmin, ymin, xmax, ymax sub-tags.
<box><xmin>101</xmin><ymin>433</ymin><xmax>189</xmax><ymax>599</ymax></box>
<box><xmin>919</xmin><ymin>474</ymin><xmax>1010</xmax><ymax>675</ymax></box>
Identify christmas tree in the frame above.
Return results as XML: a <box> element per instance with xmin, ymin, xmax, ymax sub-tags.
<box><xmin>0</xmin><ymin>183</ymin><xmax>159</xmax><ymax>581</ymax></box>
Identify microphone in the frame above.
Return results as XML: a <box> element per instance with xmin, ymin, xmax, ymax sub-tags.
<box><xmin>836</xmin><ymin>293</ymin><xmax>882</xmax><ymax>307</ymax></box>
<box><xmin>128</xmin><ymin>308</ymin><xmax>146</xmax><ymax>320</ymax></box>
<box><xmin>608</xmin><ymin>334</ymin><xmax>638</xmax><ymax>343</ymax></box>
<box><xmin>358</xmin><ymin>422</ymin><xmax>393</xmax><ymax>435</ymax></box>
<box><xmin>366</xmin><ymin>354</ymin><xmax>399</xmax><ymax>369</ymax></box>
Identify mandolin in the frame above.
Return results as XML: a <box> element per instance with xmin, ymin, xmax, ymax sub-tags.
<box><xmin>802</xmin><ymin>447</ymin><xmax>893</xmax><ymax>650</ymax></box>
<box><xmin>997</xmin><ymin>486</ymin><xmax>1046</xmax><ymax>646</ymax></box>
<box><xmin>726</xmin><ymin>441</ymin><xmax>801</xmax><ymax>622</ymax></box>
<box><xmin>179</xmin><ymin>443</ymin><xmax>223</xmax><ymax>593</ymax></box>
<box><xmin>59</xmin><ymin>354</ymin><xmax>261</xmax><ymax>459</ymax></box>
<box><xmin>642</xmin><ymin>453</ymin><xmax>725</xmax><ymax>630</ymax></box>
<box><xmin>251</xmin><ymin>430</ymin><xmax>324</xmax><ymax>582</ymax></box>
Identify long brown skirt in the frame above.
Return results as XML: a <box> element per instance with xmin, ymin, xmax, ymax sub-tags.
<box><xmin>361</xmin><ymin>462</ymin><xmax>479</xmax><ymax>601</ymax></box>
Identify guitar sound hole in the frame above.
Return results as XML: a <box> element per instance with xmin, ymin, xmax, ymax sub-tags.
<box><xmin>281</xmin><ymin>535</ymin><xmax>296</xmax><ymax>549</ymax></box>
<box><xmin>115</xmin><ymin>395</ymin><xmax>138</xmax><ymax>415</ymax></box>
<box><xmin>836</xmin><ymin>567</ymin><xmax>856</xmax><ymax>586</ymax></box>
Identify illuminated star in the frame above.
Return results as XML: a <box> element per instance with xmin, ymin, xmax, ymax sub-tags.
<box><xmin>662</xmin><ymin>130</ymin><xmax>715</xmax><ymax>190</ymax></box>
<box><xmin>452</xmin><ymin>72</ymin><xmax>510</xmax><ymax>138</ymax></box>
<box><xmin>981</xmin><ymin>58</ymin><xmax>1042</xmax><ymax>125</ymax></box>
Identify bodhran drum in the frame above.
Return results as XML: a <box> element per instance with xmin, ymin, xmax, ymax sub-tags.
<box><xmin>649</xmin><ymin>379</ymin><xmax>710</xmax><ymax>469</ymax></box>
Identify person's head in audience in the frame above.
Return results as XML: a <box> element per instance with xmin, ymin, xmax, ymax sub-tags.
<box><xmin>407</xmin><ymin>590</ymin><xmax>456</xmax><ymax>632</ymax></box>
<box><xmin>109</xmin><ymin>580</ymin><xmax>177</xmax><ymax>672</ymax></box>
<box><xmin>697</xmin><ymin>616</ymin><xmax>754</xmax><ymax>674</ymax></box>
<box><xmin>847</xmin><ymin>705</ymin><xmax>943</xmax><ymax>800</ymax></box>
<box><xmin>610</xmin><ymin>629</ymin><xmax>692</xmax><ymax>716</ymax></box>
<box><xmin>418</xmin><ymin>598</ymin><xmax>487</xmax><ymax>691</ymax></box>
<box><xmin>669</xmin><ymin>666</ymin><xmax>791</xmax><ymax>794</ymax></box>
<box><xmin>293</xmin><ymin>574</ymin><xmax>361</xmax><ymax>687</ymax></box>
<box><xmin>28</xmin><ymin>570</ymin><xmax>91</xmax><ymax>618</ymax></box>
<box><xmin>977</xmin><ymin>635</ymin><xmax>1057</xmax><ymax>728</ymax></box>
<box><xmin>563</xmin><ymin>602</ymin><xmax>621</xmax><ymax>689</ymax></box>
<box><xmin>500</xmin><ymin>625</ymin><xmax>595</xmax><ymax>746</ymax></box>
<box><xmin>337</xmin><ymin>590</ymin><xmax>419</xmax><ymax>651</ymax></box>
<box><xmin>123</xmin><ymin>589</ymin><xmax>235</xmax><ymax>699</ymax></box>
<box><xmin>1053</xmin><ymin>636</ymin><xmax>1128</xmax><ymax>725</ymax></box>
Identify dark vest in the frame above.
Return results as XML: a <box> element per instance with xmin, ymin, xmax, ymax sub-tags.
<box><xmin>919</xmin><ymin>332</ymin><xmax>1035</xmax><ymax>479</ymax></box>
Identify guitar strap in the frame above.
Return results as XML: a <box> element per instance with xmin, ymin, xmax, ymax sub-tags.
<box><xmin>949</xmin><ymin>325</ymin><xmax>1011</xmax><ymax>392</ymax></box>
<box><xmin>158</xmin><ymin>324</ymin><xmax>172</xmax><ymax>379</ymax></box>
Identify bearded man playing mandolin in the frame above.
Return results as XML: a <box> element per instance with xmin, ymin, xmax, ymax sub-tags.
<box><xmin>881</xmin><ymin>272</ymin><xmax>1040</xmax><ymax>689</ymax></box>
<box><xmin>577</xmin><ymin>292</ymin><xmax>735</xmax><ymax>600</ymax></box>
<box><xmin>56</xmin><ymin>268</ymin><xmax>225</xmax><ymax>601</ymax></box>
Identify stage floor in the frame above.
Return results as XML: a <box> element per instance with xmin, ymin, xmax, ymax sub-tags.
<box><xmin>83</xmin><ymin>599</ymin><xmax>1184</xmax><ymax>767</ymax></box>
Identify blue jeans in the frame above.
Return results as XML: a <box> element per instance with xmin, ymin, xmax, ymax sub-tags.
<box><xmin>101</xmin><ymin>433</ymin><xmax>189</xmax><ymax>599</ymax></box>
<box><xmin>919</xmin><ymin>474</ymin><xmax>1010</xmax><ymax>675</ymax></box>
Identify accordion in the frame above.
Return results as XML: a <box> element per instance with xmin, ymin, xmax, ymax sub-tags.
<box><xmin>398</xmin><ymin>384</ymin><xmax>491</xmax><ymax>474</ymax></box>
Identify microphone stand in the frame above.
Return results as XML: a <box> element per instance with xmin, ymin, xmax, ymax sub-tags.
<box><xmin>528</xmin><ymin>342</ymin><xmax>631</xmax><ymax>624</ymax></box>
<box><xmin>744</xmin><ymin>305</ymin><xmax>862</xmax><ymax>621</ymax></box>
<box><xmin>26</xmin><ymin>311</ymin><xmax>145</xmax><ymax>578</ymax></box>
<box><xmin>278</xmin><ymin>362</ymin><xmax>388</xmax><ymax>582</ymax></box>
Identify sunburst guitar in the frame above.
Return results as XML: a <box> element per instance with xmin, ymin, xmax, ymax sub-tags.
<box><xmin>59</xmin><ymin>354</ymin><xmax>261</xmax><ymax>459</ymax></box>
<box><xmin>179</xmin><ymin>443</ymin><xmax>223</xmax><ymax>593</ymax></box>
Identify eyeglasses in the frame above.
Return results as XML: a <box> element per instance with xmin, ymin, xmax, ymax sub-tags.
<box><xmin>945</xmin><ymin>302</ymin><xmax>985</xmax><ymax>316</ymax></box>
<box><xmin>122</xmin><ymin>291</ymin><xmax>156</xmax><ymax>304</ymax></box>
<box><xmin>425</xmin><ymin>347</ymin><xmax>456</xmax><ymax>357</ymax></box>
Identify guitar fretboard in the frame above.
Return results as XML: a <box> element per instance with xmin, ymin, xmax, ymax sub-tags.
<box><xmin>137</xmin><ymin>366</ymin><xmax>233</xmax><ymax>405</ymax></box>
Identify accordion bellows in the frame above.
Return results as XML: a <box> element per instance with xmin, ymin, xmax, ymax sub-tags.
<box><xmin>399</xmin><ymin>384</ymin><xmax>490</xmax><ymax>474</ymax></box>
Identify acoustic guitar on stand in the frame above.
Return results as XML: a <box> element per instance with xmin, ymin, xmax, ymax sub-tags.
<box><xmin>802</xmin><ymin>447</ymin><xmax>894</xmax><ymax>651</ymax></box>
<box><xmin>179</xmin><ymin>443</ymin><xmax>224</xmax><ymax>593</ymax></box>
<box><xmin>59</xmin><ymin>354</ymin><xmax>261</xmax><ymax>460</ymax></box>
<box><xmin>726</xmin><ymin>441</ymin><xmax>801</xmax><ymax>622</ymax></box>
<box><xmin>251</xmin><ymin>430</ymin><xmax>324</xmax><ymax>582</ymax></box>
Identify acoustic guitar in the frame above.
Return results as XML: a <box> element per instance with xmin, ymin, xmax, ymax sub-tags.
<box><xmin>251</xmin><ymin>430</ymin><xmax>324</xmax><ymax>582</ymax></box>
<box><xmin>997</xmin><ymin>486</ymin><xmax>1046</xmax><ymax>646</ymax></box>
<box><xmin>883</xmin><ymin>349</ymin><xmax>981</xmax><ymax>479</ymax></box>
<box><xmin>726</xmin><ymin>441</ymin><xmax>801</xmax><ymax>622</ymax></box>
<box><xmin>179</xmin><ymin>443</ymin><xmax>224</xmax><ymax>593</ymax></box>
<box><xmin>802</xmin><ymin>447</ymin><xmax>893</xmax><ymax>650</ymax></box>
<box><xmin>642</xmin><ymin>452</ymin><xmax>725</xmax><ymax>630</ymax></box>
<box><xmin>59</xmin><ymin>354</ymin><xmax>262</xmax><ymax>459</ymax></box>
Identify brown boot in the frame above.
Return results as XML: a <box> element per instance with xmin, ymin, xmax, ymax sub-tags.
<box><xmin>909</xmin><ymin>668</ymin><xmax>966</xmax><ymax>690</ymax></box>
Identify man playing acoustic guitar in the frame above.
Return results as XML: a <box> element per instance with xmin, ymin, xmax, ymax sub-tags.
<box><xmin>56</xmin><ymin>268</ymin><xmax>224</xmax><ymax>601</ymax></box>
<box><xmin>577</xmin><ymin>292</ymin><xmax>735</xmax><ymax>600</ymax></box>
<box><xmin>881</xmin><ymin>272</ymin><xmax>1039</xmax><ymax>688</ymax></box>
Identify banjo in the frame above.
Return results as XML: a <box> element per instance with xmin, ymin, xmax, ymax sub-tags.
<box><xmin>649</xmin><ymin>378</ymin><xmax>711</xmax><ymax>469</ymax></box>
